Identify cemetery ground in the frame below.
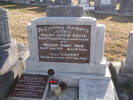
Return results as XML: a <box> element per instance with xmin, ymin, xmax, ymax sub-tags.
<box><xmin>0</xmin><ymin>1</ymin><xmax>133</xmax><ymax>62</ymax></box>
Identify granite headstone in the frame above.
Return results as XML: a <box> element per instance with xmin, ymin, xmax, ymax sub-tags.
<box><xmin>0</xmin><ymin>8</ymin><xmax>18</xmax><ymax>74</ymax></box>
<box><xmin>94</xmin><ymin>0</ymin><xmax>117</xmax><ymax>11</ymax></box>
<box><xmin>125</xmin><ymin>31</ymin><xmax>133</xmax><ymax>73</ymax></box>
<box><xmin>0</xmin><ymin>8</ymin><xmax>11</xmax><ymax>46</ymax></box>
<box><xmin>46</xmin><ymin>6</ymin><xmax>83</xmax><ymax>17</ymax></box>
<box><xmin>0</xmin><ymin>8</ymin><xmax>18</xmax><ymax>100</ymax></box>
<box><xmin>120</xmin><ymin>0</ymin><xmax>133</xmax><ymax>16</ymax></box>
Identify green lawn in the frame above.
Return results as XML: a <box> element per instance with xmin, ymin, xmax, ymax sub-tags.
<box><xmin>0</xmin><ymin>2</ymin><xmax>133</xmax><ymax>61</ymax></box>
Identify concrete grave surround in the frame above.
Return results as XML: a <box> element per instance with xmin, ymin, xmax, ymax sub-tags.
<box><xmin>125</xmin><ymin>31</ymin><xmax>133</xmax><ymax>74</ymax></box>
<box><xmin>79</xmin><ymin>78</ymin><xmax>119</xmax><ymax>100</ymax></box>
<box><xmin>46</xmin><ymin>87</ymin><xmax>78</xmax><ymax>100</ymax></box>
<box><xmin>26</xmin><ymin>17</ymin><xmax>106</xmax><ymax>75</ymax></box>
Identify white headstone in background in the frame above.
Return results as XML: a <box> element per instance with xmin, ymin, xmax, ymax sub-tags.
<box><xmin>40</xmin><ymin>0</ymin><xmax>43</xmax><ymax>2</ymax></box>
<box><xmin>80</xmin><ymin>0</ymin><xmax>88</xmax><ymax>4</ymax></box>
<box><xmin>101</xmin><ymin>0</ymin><xmax>111</xmax><ymax>5</ymax></box>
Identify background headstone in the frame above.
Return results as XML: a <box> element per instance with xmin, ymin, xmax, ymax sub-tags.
<box><xmin>79</xmin><ymin>0</ymin><xmax>89</xmax><ymax>4</ymax></box>
<box><xmin>79</xmin><ymin>0</ymin><xmax>90</xmax><ymax>10</ymax></box>
<box><xmin>0</xmin><ymin>9</ymin><xmax>18</xmax><ymax>74</ymax></box>
<box><xmin>0</xmin><ymin>8</ymin><xmax>11</xmax><ymax>46</ymax></box>
<box><xmin>10</xmin><ymin>0</ymin><xmax>33</xmax><ymax>4</ymax></box>
<box><xmin>119</xmin><ymin>0</ymin><xmax>133</xmax><ymax>16</ymax></box>
<box><xmin>46</xmin><ymin>6</ymin><xmax>83</xmax><ymax>17</ymax></box>
<box><xmin>120</xmin><ymin>0</ymin><xmax>133</xmax><ymax>12</ymax></box>
<box><xmin>54</xmin><ymin>0</ymin><xmax>72</xmax><ymax>5</ymax></box>
<box><xmin>94</xmin><ymin>0</ymin><xmax>117</xmax><ymax>11</ymax></box>
<box><xmin>0</xmin><ymin>8</ymin><xmax>28</xmax><ymax>100</ymax></box>
<box><xmin>125</xmin><ymin>31</ymin><xmax>133</xmax><ymax>74</ymax></box>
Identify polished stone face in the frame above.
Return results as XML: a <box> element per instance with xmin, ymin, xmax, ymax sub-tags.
<box><xmin>37</xmin><ymin>25</ymin><xmax>91</xmax><ymax>63</ymax></box>
<box><xmin>10</xmin><ymin>74</ymin><xmax>48</xmax><ymax>99</ymax></box>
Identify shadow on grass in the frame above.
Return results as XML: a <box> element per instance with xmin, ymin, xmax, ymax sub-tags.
<box><xmin>26</xmin><ymin>7</ymin><xmax>46</xmax><ymax>13</ymax></box>
<box><xmin>0</xmin><ymin>1</ymin><xmax>46</xmax><ymax>13</ymax></box>
<box><xmin>89</xmin><ymin>12</ymin><xmax>133</xmax><ymax>23</ymax></box>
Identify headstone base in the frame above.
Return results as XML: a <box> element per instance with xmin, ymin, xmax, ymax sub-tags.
<box><xmin>0</xmin><ymin>40</ymin><xmax>18</xmax><ymax>74</ymax></box>
<box><xmin>24</xmin><ymin>66</ymin><xmax>111</xmax><ymax>87</ymax></box>
<box><xmin>92</xmin><ymin>9</ymin><xmax>117</xmax><ymax>15</ymax></box>
<box><xmin>26</xmin><ymin>58</ymin><xmax>106</xmax><ymax>75</ymax></box>
<box><xmin>118</xmin><ymin>11</ymin><xmax>133</xmax><ymax>17</ymax></box>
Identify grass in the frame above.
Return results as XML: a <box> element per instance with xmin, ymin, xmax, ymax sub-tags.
<box><xmin>0</xmin><ymin>2</ymin><xmax>133</xmax><ymax>61</ymax></box>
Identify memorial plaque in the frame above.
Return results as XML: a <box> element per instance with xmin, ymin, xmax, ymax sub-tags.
<box><xmin>37</xmin><ymin>25</ymin><xmax>91</xmax><ymax>63</ymax></box>
<box><xmin>10</xmin><ymin>74</ymin><xmax>48</xmax><ymax>99</ymax></box>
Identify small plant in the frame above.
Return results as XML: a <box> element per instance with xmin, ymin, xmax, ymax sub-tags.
<box><xmin>126</xmin><ymin>81</ymin><xmax>133</xmax><ymax>91</ymax></box>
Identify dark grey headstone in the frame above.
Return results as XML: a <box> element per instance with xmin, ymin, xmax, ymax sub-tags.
<box><xmin>120</xmin><ymin>0</ymin><xmax>133</xmax><ymax>12</ymax></box>
<box><xmin>54</xmin><ymin>0</ymin><xmax>72</xmax><ymax>5</ymax></box>
<box><xmin>94</xmin><ymin>0</ymin><xmax>117</xmax><ymax>11</ymax></box>
<box><xmin>10</xmin><ymin>0</ymin><xmax>32</xmax><ymax>4</ymax></box>
<box><xmin>125</xmin><ymin>31</ymin><xmax>133</xmax><ymax>74</ymax></box>
<box><xmin>0</xmin><ymin>8</ymin><xmax>11</xmax><ymax>46</ymax></box>
<box><xmin>46</xmin><ymin>6</ymin><xmax>83</xmax><ymax>17</ymax></box>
